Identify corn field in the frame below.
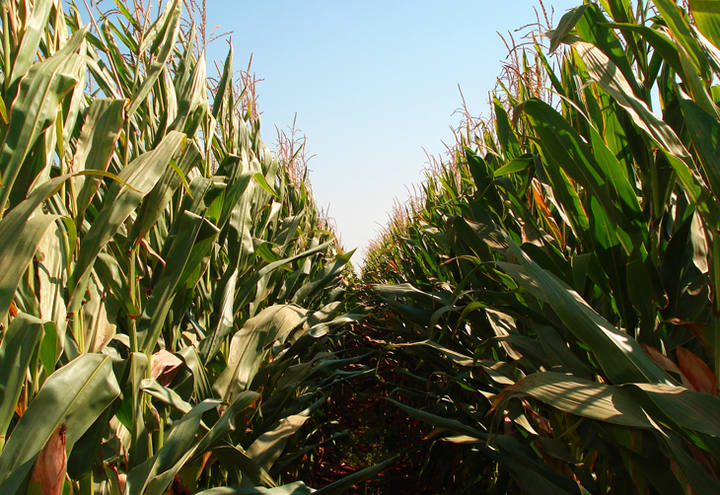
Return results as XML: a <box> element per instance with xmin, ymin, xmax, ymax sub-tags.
<box><xmin>0</xmin><ymin>0</ymin><xmax>363</xmax><ymax>493</ymax></box>
<box><xmin>363</xmin><ymin>0</ymin><xmax>720</xmax><ymax>492</ymax></box>
<box><xmin>2</xmin><ymin>0</ymin><xmax>720</xmax><ymax>493</ymax></box>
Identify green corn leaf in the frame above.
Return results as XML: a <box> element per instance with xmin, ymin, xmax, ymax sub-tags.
<box><xmin>209</xmin><ymin>445</ymin><xmax>278</xmax><ymax>489</ymax></box>
<box><xmin>0</xmin><ymin>212</ymin><xmax>58</xmax><ymax>322</ymax></box>
<box><xmin>690</xmin><ymin>0</ymin><xmax>720</xmax><ymax>49</ymax></box>
<box><xmin>59</xmin><ymin>60</ymin><xmax>88</xmax><ymax>163</ymax></box>
<box><xmin>130</xmin><ymin>140</ymin><xmax>201</xmax><ymax>246</ymax></box>
<box><xmin>72</xmin><ymin>98</ymin><xmax>126</xmax><ymax>219</ymax></box>
<box><xmin>677</xmin><ymin>92</ymin><xmax>720</xmax><ymax>200</ymax></box>
<box><xmin>253</xmin><ymin>172</ymin><xmax>278</xmax><ymax>199</ymax></box>
<box><xmin>572</xmin><ymin>40</ymin><xmax>690</xmax><ymax>159</ymax></box>
<box><xmin>494</xmin><ymin>156</ymin><xmax>532</xmax><ymax>177</ymax></box>
<box><xmin>654</xmin><ymin>0</ymin><xmax>710</xmax><ymax>75</ymax></box>
<box><xmin>8</xmin><ymin>0</ymin><xmax>54</xmax><ymax>85</ymax></box>
<box><xmin>172</xmin><ymin>51</ymin><xmax>209</xmax><ymax>135</ymax></box>
<box><xmin>501</xmin><ymin>372</ymin><xmax>655</xmax><ymax>428</ymax></box>
<box><xmin>138</xmin><ymin>212</ymin><xmax>219</xmax><ymax>354</ymax></box>
<box><xmin>221</xmin><ymin>169</ymin><xmax>257</xmax><ymax>257</ymax></box>
<box><xmin>212</xmin><ymin>45</ymin><xmax>234</xmax><ymax>120</ymax></box>
<box><xmin>314</xmin><ymin>457</ymin><xmax>398</xmax><ymax>495</ymax></box>
<box><xmin>119</xmin><ymin>352</ymin><xmax>150</xmax><ymax>464</ymax></box>
<box><xmin>0</xmin><ymin>28</ymin><xmax>86</xmax><ymax>211</ymax></box>
<box><xmin>68</xmin><ymin>130</ymin><xmax>186</xmax><ymax>313</ymax></box>
<box><xmin>195</xmin><ymin>482</ymin><xmax>314</xmax><ymax>495</ymax></box>
<box><xmin>571</xmin><ymin>40</ymin><xmax>718</xmax><ymax>224</ymax></box>
<box><xmin>548</xmin><ymin>5</ymin><xmax>589</xmax><ymax>52</ymax></box>
<box><xmin>662</xmin><ymin>430</ymin><xmax>720</xmax><ymax>492</ymax></box>
<box><xmin>107</xmin><ymin>18</ymin><xmax>138</xmax><ymax>54</ymax></box>
<box><xmin>610</xmin><ymin>22</ymin><xmax>684</xmax><ymax>76</ymax></box>
<box><xmin>576</xmin><ymin>3</ymin><xmax>643</xmax><ymax>97</ymax></box>
<box><xmin>111</xmin><ymin>0</ymin><xmax>141</xmax><ymax>31</ymax></box>
<box><xmin>256</xmin><ymin>239</ymin><xmax>337</xmax><ymax>278</ymax></box>
<box><xmin>100</xmin><ymin>21</ymin><xmax>133</xmax><ymax>92</ymax></box>
<box><xmin>520</xmin><ymin>98</ymin><xmax>642</xmax><ymax>252</ymax></box>
<box><xmin>290</xmin><ymin>250</ymin><xmax>353</xmax><ymax>307</ymax></box>
<box><xmin>632</xmin><ymin>382</ymin><xmax>720</xmax><ymax>438</ymax></box>
<box><xmin>127</xmin><ymin>0</ymin><xmax>182</xmax><ymax>117</ymax></box>
<box><xmin>178</xmin><ymin>345</ymin><xmax>213</xmax><ymax>401</ymax></box>
<box><xmin>142</xmin><ymin>392</ymin><xmax>260</xmax><ymax>495</ymax></box>
<box><xmin>214</xmin><ymin>305</ymin><xmax>308</xmax><ymax>401</ymax></box>
<box><xmin>497</xmin><ymin>242</ymin><xmax>671</xmax><ymax>385</ymax></box>
<box><xmin>386</xmin><ymin>398</ymin><xmax>487</xmax><ymax>438</ymax></box>
<box><xmin>125</xmin><ymin>401</ymin><xmax>219</xmax><ymax>495</ymax></box>
<box><xmin>246</xmin><ymin>413</ymin><xmax>310</xmax><ymax>471</ymax></box>
<box><xmin>140</xmin><ymin>379</ymin><xmax>192</xmax><ymax>414</ymax></box>
<box><xmin>0</xmin><ymin>354</ymin><xmax>120</xmax><ymax>493</ymax></box>
<box><xmin>494</xmin><ymin>435</ymin><xmax>579</xmax><ymax>495</ymax></box>
<box><xmin>371</xmin><ymin>282</ymin><xmax>448</xmax><ymax>303</ymax></box>
<box><xmin>0</xmin><ymin>94</ymin><xmax>7</xmax><ymax>124</ymax></box>
<box><xmin>0</xmin><ymin>313</ymin><xmax>43</xmax><ymax>442</ymax></box>
<box><xmin>493</xmin><ymin>98</ymin><xmax>521</xmax><ymax>159</ymax></box>
<box><xmin>0</xmin><ymin>171</ymin><xmax>73</xmax><ymax>320</ymax></box>
<box><xmin>198</xmin><ymin>266</ymin><xmax>239</xmax><ymax>362</ymax></box>
<box><xmin>676</xmin><ymin>36</ymin><xmax>720</xmax><ymax>120</ymax></box>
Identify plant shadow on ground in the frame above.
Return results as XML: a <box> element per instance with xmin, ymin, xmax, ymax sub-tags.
<box><xmin>290</xmin><ymin>316</ymin><xmax>442</xmax><ymax>494</ymax></box>
<box><xmin>288</xmin><ymin>298</ymin><xmax>500</xmax><ymax>494</ymax></box>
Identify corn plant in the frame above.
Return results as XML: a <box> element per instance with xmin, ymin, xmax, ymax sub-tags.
<box><xmin>0</xmin><ymin>0</ymin><xmax>368</xmax><ymax>493</ymax></box>
<box><xmin>365</xmin><ymin>0</ymin><xmax>720</xmax><ymax>492</ymax></box>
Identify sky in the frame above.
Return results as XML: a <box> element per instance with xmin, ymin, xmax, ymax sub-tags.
<box><xmin>200</xmin><ymin>1</ymin><xmax>579</xmax><ymax>264</ymax></box>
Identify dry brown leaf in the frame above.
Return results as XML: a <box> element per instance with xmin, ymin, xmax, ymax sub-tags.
<box><xmin>150</xmin><ymin>349</ymin><xmax>183</xmax><ymax>386</ymax></box>
<box><xmin>30</xmin><ymin>424</ymin><xmax>67</xmax><ymax>495</ymax></box>
<box><xmin>676</xmin><ymin>347</ymin><xmax>717</xmax><ymax>395</ymax></box>
<box><xmin>642</xmin><ymin>345</ymin><xmax>694</xmax><ymax>389</ymax></box>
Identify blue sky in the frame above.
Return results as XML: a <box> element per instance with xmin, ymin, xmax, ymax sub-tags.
<box><xmin>201</xmin><ymin>1</ymin><xmax>579</xmax><ymax>262</ymax></box>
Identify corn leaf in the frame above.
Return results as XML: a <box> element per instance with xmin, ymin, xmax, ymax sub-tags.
<box><xmin>0</xmin><ymin>354</ymin><xmax>120</xmax><ymax>494</ymax></box>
